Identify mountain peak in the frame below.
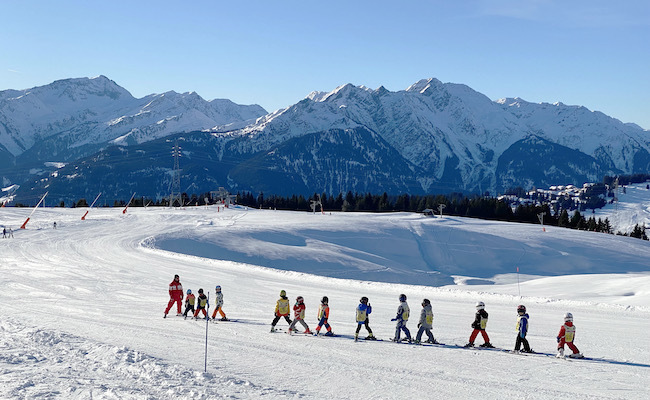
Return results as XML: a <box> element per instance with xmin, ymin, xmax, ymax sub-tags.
<box><xmin>405</xmin><ymin>78</ymin><xmax>444</xmax><ymax>94</ymax></box>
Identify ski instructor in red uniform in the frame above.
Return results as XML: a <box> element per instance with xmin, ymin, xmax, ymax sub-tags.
<box><xmin>164</xmin><ymin>274</ymin><xmax>184</xmax><ymax>318</ymax></box>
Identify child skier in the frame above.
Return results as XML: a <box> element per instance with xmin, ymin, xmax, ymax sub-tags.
<box><xmin>465</xmin><ymin>301</ymin><xmax>493</xmax><ymax>348</ymax></box>
<box><xmin>415</xmin><ymin>299</ymin><xmax>437</xmax><ymax>344</ymax></box>
<box><xmin>391</xmin><ymin>294</ymin><xmax>411</xmax><ymax>342</ymax></box>
<box><xmin>183</xmin><ymin>289</ymin><xmax>196</xmax><ymax>318</ymax></box>
<box><xmin>211</xmin><ymin>285</ymin><xmax>229</xmax><ymax>321</ymax></box>
<box><xmin>271</xmin><ymin>290</ymin><xmax>292</xmax><ymax>332</ymax></box>
<box><xmin>193</xmin><ymin>288</ymin><xmax>209</xmax><ymax>320</ymax></box>
<box><xmin>355</xmin><ymin>296</ymin><xmax>375</xmax><ymax>341</ymax></box>
<box><xmin>288</xmin><ymin>296</ymin><xmax>312</xmax><ymax>334</ymax></box>
<box><xmin>557</xmin><ymin>312</ymin><xmax>583</xmax><ymax>358</ymax></box>
<box><xmin>514</xmin><ymin>304</ymin><xmax>533</xmax><ymax>353</ymax></box>
<box><xmin>315</xmin><ymin>296</ymin><xmax>334</xmax><ymax>336</ymax></box>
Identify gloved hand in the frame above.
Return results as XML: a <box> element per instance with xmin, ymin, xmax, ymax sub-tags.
<box><xmin>557</xmin><ymin>336</ymin><xmax>561</xmax><ymax>343</ymax></box>
<box><xmin>391</xmin><ymin>318</ymin><xmax>397</xmax><ymax>321</ymax></box>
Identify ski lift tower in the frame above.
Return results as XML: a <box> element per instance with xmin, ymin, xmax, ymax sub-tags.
<box><xmin>310</xmin><ymin>195</ymin><xmax>323</xmax><ymax>214</ymax></box>
<box><xmin>169</xmin><ymin>141</ymin><xmax>182</xmax><ymax>207</ymax></box>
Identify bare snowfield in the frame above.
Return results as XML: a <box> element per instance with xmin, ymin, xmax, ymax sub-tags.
<box><xmin>1</xmin><ymin>206</ymin><xmax>649</xmax><ymax>399</ymax></box>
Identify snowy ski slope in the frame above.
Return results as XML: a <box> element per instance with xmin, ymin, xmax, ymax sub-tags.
<box><xmin>1</xmin><ymin>206</ymin><xmax>649</xmax><ymax>399</ymax></box>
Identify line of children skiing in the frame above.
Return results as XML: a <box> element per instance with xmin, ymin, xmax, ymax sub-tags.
<box><xmin>163</xmin><ymin>275</ymin><xmax>583</xmax><ymax>357</ymax></box>
<box><xmin>266</xmin><ymin>289</ymin><xmax>583</xmax><ymax>357</ymax></box>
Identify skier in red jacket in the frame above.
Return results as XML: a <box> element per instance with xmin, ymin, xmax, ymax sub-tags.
<box><xmin>164</xmin><ymin>274</ymin><xmax>184</xmax><ymax>318</ymax></box>
<box><xmin>557</xmin><ymin>312</ymin><xmax>583</xmax><ymax>358</ymax></box>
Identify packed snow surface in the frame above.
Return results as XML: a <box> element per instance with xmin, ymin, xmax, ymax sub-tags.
<box><xmin>1</xmin><ymin>206</ymin><xmax>649</xmax><ymax>399</ymax></box>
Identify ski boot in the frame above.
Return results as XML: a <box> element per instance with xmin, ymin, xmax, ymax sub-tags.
<box><xmin>556</xmin><ymin>348</ymin><xmax>565</xmax><ymax>358</ymax></box>
<box><xmin>354</xmin><ymin>333</ymin><xmax>359</xmax><ymax>342</ymax></box>
<box><xmin>220</xmin><ymin>317</ymin><xmax>229</xmax><ymax>321</ymax></box>
<box><xmin>304</xmin><ymin>329</ymin><xmax>312</xmax><ymax>334</ymax></box>
<box><xmin>270</xmin><ymin>326</ymin><xmax>276</xmax><ymax>333</ymax></box>
<box><xmin>464</xmin><ymin>342</ymin><xmax>474</xmax><ymax>348</ymax></box>
<box><xmin>324</xmin><ymin>331</ymin><xmax>334</xmax><ymax>337</ymax></box>
<box><xmin>479</xmin><ymin>342</ymin><xmax>495</xmax><ymax>348</ymax></box>
<box><xmin>365</xmin><ymin>335</ymin><xmax>377</xmax><ymax>341</ymax></box>
<box><xmin>163</xmin><ymin>313</ymin><xmax>167</xmax><ymax>319</ymax></box>
<box><xmin>414</xmin><ymin>339</ymin><xmax>421</xmax><ymax>345</ymax></box>
<box><xmin>568</xmin><ymin>352</ymin><xmax>584</xmax><ymax>359</ymax></box>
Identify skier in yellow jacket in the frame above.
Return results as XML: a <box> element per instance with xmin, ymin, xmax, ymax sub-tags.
<box><xmin>270</xmin><ymin>290</ymin><xmax>292</xmax><ymax>332</ymax></box>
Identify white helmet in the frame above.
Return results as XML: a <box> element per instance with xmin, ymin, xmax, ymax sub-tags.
<box><xmin>564</xmin><ymin>312</ymin><xmax>573</xmax><ymax>322</ymax></box>
<box><xmin>476</xmin><ymin>301</ymin><xmax>485</xmax><ymax>310</ymax></box>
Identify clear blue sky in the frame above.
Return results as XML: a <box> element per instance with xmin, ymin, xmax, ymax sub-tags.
<box><xmin>2</xmin><ymin>0</ymin><xmax>649</xmax><ymax>129</ymax></box>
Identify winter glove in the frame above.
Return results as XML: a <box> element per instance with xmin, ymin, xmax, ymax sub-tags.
<box><xmin>391</xmin><ymin>318</ymin><xmax>397</xmax><ymax>321</ymax></box>
<box><xmin>557</xmin><ymin>336</ymin><xmax>561</xmax><ymax>343</ymax></box>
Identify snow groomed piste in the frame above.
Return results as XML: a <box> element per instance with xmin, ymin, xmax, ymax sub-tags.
<box><xmin>1</xmin><ymin>205</ymin><xmax>649</xmax><ymax>399</ymax></box>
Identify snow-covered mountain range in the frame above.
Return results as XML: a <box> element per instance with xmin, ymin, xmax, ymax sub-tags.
<box><xmin>0</xmin><ymin>76</ymin><xmax>266</xmax><ymax>186</ymax></box>
<box><xmin>3</xmin><ymin>76</ymin><xmax>649</xmax><ymax>203</ymax></box>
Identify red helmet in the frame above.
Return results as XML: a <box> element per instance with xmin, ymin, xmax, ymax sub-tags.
<box><xmin>517</xmin><ymin>304</ymin><xmax>526</xmax><ymax>314</ymax></box>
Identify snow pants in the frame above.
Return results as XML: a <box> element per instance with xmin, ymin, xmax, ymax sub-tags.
<box><xmin>394</xmin><ymin>320</ymin><xmax>411</xmax><ymax>341</ymax></box>
<box><xmin>416</xmin><ymin>326</ymin><xmax>435</xmax><ymax>342</ymax></box>
<box><xmin>558</xmin><ymin>339</ymin><xmax>580</xmax><ymax>354</ymax></box>
<box><xmin>272</xmin><ymin>314</ymin><xmax>292</xmax><ymax>327</ymax></box>
<box><xmin>355</xmin><ymin>318</ymin><xmax>373</xmax><ymax>335</ymax></box>
<box><xmin>165</xmin><ymin>296</ymin><xmax>183</xmax><ymax>315</ymax></box>
<box><xmin>515</xmin><ymin>334</ymin><xmax>531</xmax><ymax>352</ymax></box>
<box><xmin>469</xmin><ymin>329</ymin><xmax>490</xmax><ymax>345</ymax></box>
<box><xmin>289</xmin><ymin>318</ymin><xmax>310</xmax><ymax>332</ymax></box>
<box><xmin>316</xmin><ymin>316</ymin><xmax>331</xmax><ymax>333</ymax></box>
<box><xmin>183</xmin><ymin>304</ymin><xmax>195</xmax><ymax>317</ymax></box>
<box><xmin>194</xmin><ymin>307</ymin><xmax>208</xmax><ymax>319</ymax></box>
<box><xmin>211</xmin><ymin>306</ymin><xmax>226</xmax><ymax>320</ymax></box>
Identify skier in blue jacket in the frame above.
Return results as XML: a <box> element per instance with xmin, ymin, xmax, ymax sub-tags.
<box><xmin>354</xmin><ymin>297</ymin><xmax>375</xmax><ymax>341</ymax></box>
<box><xmin>514</xmin><ymin>304</ymin><xmax>533</xmax><ymax>353</ymax></box>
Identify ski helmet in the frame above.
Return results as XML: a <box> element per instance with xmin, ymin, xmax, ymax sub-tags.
<box><xmin>215</xmin><ymin>285</ymin><xmax>221</xmax><ymax>292</ymax></box>
<box><xmin>399</xmin><ymin>294</ymin><xmax>407</xmax><ymax>302</ymax></box>
<box><xmin>517</xmin><ymin>304</ymin><xmax>526</xmax><ymax>314</ymax></box>
<box><xmin>174</xmin><ymin>274</ymin><xmax>180</xmax><ymax>280</ymax></box>
<box><xmin>564</xmin><ymin>312</ymin><xmax>573</xmax><ymax>322</ymax></box>
<box><xmin>360</xmin><ymin>296</ymin><xmax>369</xmax><ymax>304</ymax></box>
<box><xmin>321</xmin><ymin>296</ymin><xmax>329</xmax><ymax>304</ymax></box>
<box><xmin>476</xmin><ymin>301</ymin><xmax>485</xmax><ymax>310</ymax></box>
<box><xmin>280</xmin><ymin>290</ymin><xmax>286</xmax><ymax>297</ymax></box>
<box><xmin>296</xmin><ymin>296</ymin><xmax>304</xmax><ymax>303</ymax></box>
<box><xmin>186</xmin><ymin>289</ymin><xmax>192</xmax><ymax>294</ymax></box>
<box><xmin>422</xmin><ymin>298</ymin><xmax>431</xmax><ymax>306</ymax></box>
<box><xmin>198</xmin><ymin>288</ymin><xmax>204</xmax><ymax>294</ymax></box>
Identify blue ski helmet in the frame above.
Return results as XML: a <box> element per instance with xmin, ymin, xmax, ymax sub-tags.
<box><xmin>215</xmin><ymin>285</ymin><xmax>221</xmax><ymax>292</ymax></box>
<box><xmin>399</xmin><ymin>294</ymin><xmax>407</xmax><ymax>302</ymax></box>
<box><xmin>187</xmin><ymin>289</ymin><xmax>192</xmax><ymax>294</ymax></box>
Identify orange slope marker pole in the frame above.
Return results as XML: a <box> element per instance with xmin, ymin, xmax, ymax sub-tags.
<box><xmin>20</xmin><ymin>191</ymin><xmax>48</xmax><ymax>229</ymax></box>
<box><xmin>122</xmin><ymin>192</ymin><xmax>136</xmax><ymax>214</ymax></box>
<box><xmin>81</xmin><ymin>192</ymin><xmax>102</xmax><ymax>220</ymax></box>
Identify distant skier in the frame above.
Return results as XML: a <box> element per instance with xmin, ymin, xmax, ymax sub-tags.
<box><xmin>211</xmin><ymin>285</ymin><xmax>228</xmax><ymax>321</ymax></box>
<box><xmin>270</xmin><ymin>290</ymin><xmax>292</xmax><ymax>332</ymax></box>
<box><xmin>465</xmin><ymin>301</ymin><xmax>493</xmax><ymax>348</ymax></box>
<box><xmin>2</xmin><ymin>228</ymin><xmax>6</xmax><ymax>238</ymax></box>
<box><xmin>415</xmin><ymin>299</ymin><xmax>437</xmax><ymax>344</ymax></box>
<box><xmin>355</xmin><ymin>296</ymin><xmax>375</xmax><ymax>341</ymax></box>
<box><xmin>557</xmin><ymin>312</ymin><xmax>583</xmax><ymax>358</ymax></box>
<box><xmin>193</xmin><ymin>288</ymin><xmax>209</xmax><ymax>320</ymax></box>
<box><xmin>163</xmin><ymin>274</ymin><xmax>184</xmax><ymax>318</ymax></box>
<box><xmin>183</xmin><ymin>289</ymin><xmax>196</xmax><ymax>318</ymax></box>
<box><xmin>288</xmin><ymin>296</ymin><xmax>312</xmax><ymax>334</ymax></box>
<box><xmin>514</xmin><ymin>304</ymin><xmax>533</xmax><ymax>353</ymax></box>
<box><xmin>391</xmin><ymin>294</ymin><xmax>411</xmax><ymax>342</ymax></box>
<box><xmin>315</xmin><ymin>296</ymin><xmax>334</xmax><ymax>336</ymax></box>
<box><xmin>8</xmin><ymin>228</ymin><xmax>13</xmax><ymax>238</ymax></box>
<box><xmin>53</xmin><ymin>221</ymin><xmax>57</xmax><ymax>229</ymax></box>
